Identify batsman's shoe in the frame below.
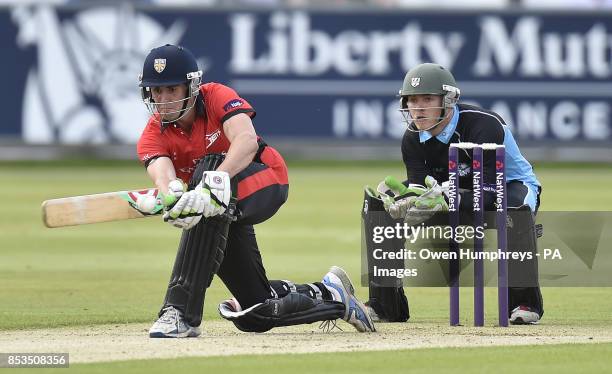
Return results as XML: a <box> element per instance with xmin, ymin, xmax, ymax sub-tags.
<box><xmin>364</xmin><ymin>302</ymin><xmax>384</xmax><ymax>323</ymax></box>
<box><xmin>149</xmin><ymin>306</ymin><xmax>201</xmax><ymax>338</ymax></box>
<box><xmin>509</xmin><ymin>305</ymin><xmax>540</xmax><ymax>325</ymax></box>
<box><xmin>322</xmin><ymin>266</ymin><xmax>376</xmax><ymax>333</ymax></box>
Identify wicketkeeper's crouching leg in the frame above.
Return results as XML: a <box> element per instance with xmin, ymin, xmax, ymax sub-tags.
<box><xmin>362</xmin><ymin>188</ymin><xmax>410</xmax><ymax>322</ymax></box>
<box><xmin>506</xmin><ymin>181</ymin><xmax>544</xmax><ymax>324</ymax></box>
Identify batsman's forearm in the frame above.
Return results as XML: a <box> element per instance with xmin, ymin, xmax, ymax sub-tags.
<box><xmin>146</xmin><ymin>157</ymin><xmax>178</xmax><ymax>194</ymax></box>
<box><xmin>217</xmin><ymin>132</ymin><xmax>258</xmax><ymax>178</ymax></box>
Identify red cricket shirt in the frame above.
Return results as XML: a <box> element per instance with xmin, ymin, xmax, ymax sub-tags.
<box><xmin>137</xmin><ymin>82</ymin><xmax>255</xmax><ymax>182</ymax></box>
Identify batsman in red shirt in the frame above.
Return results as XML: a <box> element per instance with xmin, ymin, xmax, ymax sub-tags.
<box><xmin>137</xmin><ymin>44</ymin><xmax>375</xmax><ymax>337</ymax></box>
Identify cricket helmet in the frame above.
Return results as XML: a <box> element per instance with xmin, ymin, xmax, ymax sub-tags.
<box><xmin>398</xmin><ymin>63</ymin><xmax>460</xmax><ymax>132</ymax></box>
<box><xmin>139</xmin><ymin>44</ymin><xmax>202</xmax><ymax>124</ymax></box>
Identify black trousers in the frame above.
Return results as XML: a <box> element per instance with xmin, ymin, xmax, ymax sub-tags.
<box><xmin>505</xmin><ymin>180</ymin><xmax>544</xmax><ymax>316</ymax></box>
<box><xmin>216</xmin><ymin>223</ymin><xmax>274</xmax><ymax>309</ymax></box>
<box><xmin>216</xmin><ymin>146</ymin><xmax>290</xmax><ymax>309</ymax></box>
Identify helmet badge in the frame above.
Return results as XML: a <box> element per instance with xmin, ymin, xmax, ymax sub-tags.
<box><xmin>153</xmin><ymin>58</ymin><xmax>166</xmax><ymax>73</ymax></box>
<box><xmin>411</xmin><ymin>77</ymin><xmax>420</xmax><ymax>87</ymax></box>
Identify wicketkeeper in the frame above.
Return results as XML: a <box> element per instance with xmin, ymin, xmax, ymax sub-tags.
<box><xmin>137</xmin><ymin>44</ymin><xmax>375</xmax><ymax>337</ymax></box>
<box><xmin>364</xmin><ymin>63</ymin><xmax>544</xmax><ymax>325</ymax></box>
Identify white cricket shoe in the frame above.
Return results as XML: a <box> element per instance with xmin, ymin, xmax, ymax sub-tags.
<box><xmin>149</xmin><ymin>306</ymin><xmax>201</xmax><ymax>338</ymax></box>
<box><xmin>509</xmin><ymin>305</ymin><xmax>540</xmax><ymax>325</ymax></box>
<box><xmin>322</xmin><ymin>266</ymin><xmax>376</xmax><ymax>332</ymax></box>
<box><xmin>364</xmin><ymin>303</ymin><xmax>383</xmax><ymax>322</ymax></box>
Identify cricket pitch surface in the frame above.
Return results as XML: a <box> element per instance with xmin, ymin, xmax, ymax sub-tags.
<box><xmin>2</xmin><ymin>321</ymin><xmax>611</xmax><ymax>363</ymax></box>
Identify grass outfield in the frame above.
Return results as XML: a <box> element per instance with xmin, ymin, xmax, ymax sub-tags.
<box><xmin>14</xmin><ymin>343</ymin><xmax>612</xmax><ymax>374</ymax></box>
<box><xmin>1</xmin><ymin>160</ymin><xmax>611</xmax><ymax>372</ymax></box>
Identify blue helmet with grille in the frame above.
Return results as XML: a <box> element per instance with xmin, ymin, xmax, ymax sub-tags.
<box><xmin>139</xmin><ymin>44</ymin><xmax>202</xmax><ymax>124</ymax></box>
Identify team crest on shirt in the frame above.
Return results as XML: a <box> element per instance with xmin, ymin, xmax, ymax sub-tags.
<box><xmin>223</xmin><ymin>99</ymin><xmax>243</xmax><ymax>112</ymax></box>
<box><xmin>411</xmin><ymin>77</ymin><xmax>420</xmax><ymax>87</ymax></box>
<box><xmin>154</xmin><ymin>58</ymin><xmax>166</xmax><ymax>73</ymax></box>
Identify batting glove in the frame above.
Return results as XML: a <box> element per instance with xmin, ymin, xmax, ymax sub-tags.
<box><xmin>195</xmin><ymin>171</ymin><xmax>231</xmax><ymax>218</ymax></box>
<box><xmin>159</xmin><ymin>179</ymin><xmax>185</xmax><ymax>207</ymax></box>
<box><xmin>160</xmin><ymin>180</ymin><xmax>204</xmax><ymax>230</ymax></box>
<box><xmin>163</xmin><ymin>190</ymin><xmax>204</xmax><ymax>229</ymax></box>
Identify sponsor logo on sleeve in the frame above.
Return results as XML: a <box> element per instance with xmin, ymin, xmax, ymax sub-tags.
<box><xmin>223</xmin><ymin>99</ymin><xmax>244</xmax><ymax>112</ymax></box>
<box><xmin>142</xmin><ymin>152</ymin><xmax>160</xmax><ymax>162</ymax></box>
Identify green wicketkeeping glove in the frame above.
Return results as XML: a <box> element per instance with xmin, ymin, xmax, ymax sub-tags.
<box><xmin>375</xmin><ymin>176</ymin><xmax>428</xmax><ymax>218</ymax></box>
<box><xmin>412</xmin><ymin>176</ymin><xmax>449</xmax><ymax>210</ymax></box>
<box><xmin>402</xmin><ymin>176</ymin><xmax>449</xmax><ymax>226</ymax></box>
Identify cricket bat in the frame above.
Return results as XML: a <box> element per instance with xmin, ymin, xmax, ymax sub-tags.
<box><xmin>42</xmin><ymin>188</ymin><xmax>163</xmax><ymax>228</ymax></box>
